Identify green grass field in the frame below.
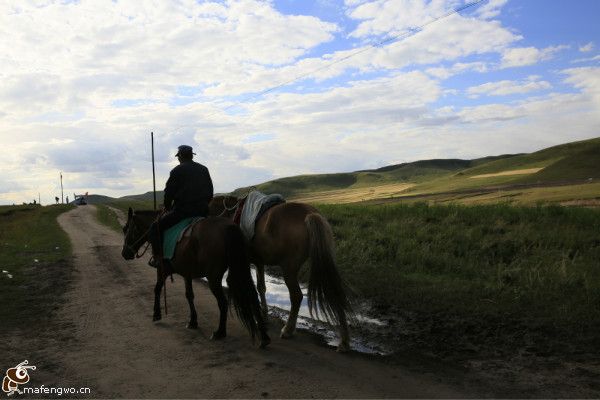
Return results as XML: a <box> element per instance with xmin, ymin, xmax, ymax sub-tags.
<box><xmin>317</xmin><ymin>202</ymin><xmax>600</xmax><ymax>352</ymax></box>
<box><xmin>0</xmin><ymin>204</ymin><xmax>73</xmax><ymax>330</ymax></box>
<box><xmin>95</xmin><ymin>204</ymin><xmax>124</xmax><ymax>232</ymax></box>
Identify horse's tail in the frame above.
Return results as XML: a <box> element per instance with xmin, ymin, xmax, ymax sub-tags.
<box><xmin>224</xmin><ymin>224</ymin><xmax>261</xmax><ymax>341</ymax></box>
<box><xmin>305</xmin><ymin>213</ymin><xmax>353</xmax><ymax>326</ymax></box>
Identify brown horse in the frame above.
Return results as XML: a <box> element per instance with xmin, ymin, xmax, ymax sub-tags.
<box><xmin>121</xmin><ymin>208</ymin><xmax>270</xmax><ymax>348</ymax></box>
<box><xmin>209</xmin><ymin>195</ymin><xmax>352</xmax><ymax>352</ymax></box>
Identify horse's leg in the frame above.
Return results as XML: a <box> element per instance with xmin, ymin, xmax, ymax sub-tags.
<box><xmin>208</xmin><ymin>277</ymin><xmax>228</xmax><ymax>340</ymax></box>
<box><xmin>255</xmin><ymin>262</ymin><xmax>269</xmax><ymax>319</ymax></box>
<box><xmin>280</xmin><ymin>265</ymin><xmax>303</xmax><ymax>339</ymax></box>
<box><xmin>184</xmin><ymin>277</ymin><xmax>198</xmax><ymax>329</ymax></box>
<box><xmin>337</xmin><ymin>310</ymin><xmax>351</xmax><ymax>353</ymax></box>
<box><xmin>153</xmin><ymin>269</ymin><xmax>165</xmax><ymax>321</ymax></box>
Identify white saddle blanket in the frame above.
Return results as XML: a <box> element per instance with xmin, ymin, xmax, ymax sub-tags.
<box><xmin>240</xmin><ymin>191</ymin><xmax>285</xmax><ymax>240</ymax></box>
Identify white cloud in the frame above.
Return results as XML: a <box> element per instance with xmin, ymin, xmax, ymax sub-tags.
<box><xmin>363</xmin><ymin>15</ymin><xmax>518</xmax><ymax>71</ymax></box>
<box><xmin>0</xmin><ymin>0</ymin><xmax>598</xmax><ymax>205</ymax></box>
<box><xmin>500</xmin><ymin>45</ymin><xmax>568</xmax><ymax>68</ymax></box>
<box><xmin>563</xmin><ymin>67</ymin><xmax>600</xmax><ymax>105</ymax></box>
<box><xmin>475</xmin><ymin>0</ymin><xmax>508</xmax><ymax>19</ymax></box>
<box><xmin>579</xmin><ymin>42</ymin><xmax>594</xmax><ymax>53</ymax></box>
<box><xmin>0</xmin><ymin>0</ymin><xmax>339</xmax><ymax>109</ymax></box>
<box><xmin>466</xmin><ymin>76</ymin><xmax>552</xmax><ymax>98</ymax></box>
<box><xmin>347</xmin><ymin>0</ymin><xmax>455</xmax><ymax>39</ymax></box>
<box><xmin>426</xmin><ymin>61</ymin><xmax>489</xmax><ymax>79</ymax></box>
<box><xmin>571</xmin><ymin>54</ymin><xmax>600</xmax><ymax>64</ymax></box>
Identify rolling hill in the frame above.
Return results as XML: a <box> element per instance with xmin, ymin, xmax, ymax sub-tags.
<box><xmin>86</xmin><ymin>136</ymin><xmax>600</xmax><ymax>206</ymax></box>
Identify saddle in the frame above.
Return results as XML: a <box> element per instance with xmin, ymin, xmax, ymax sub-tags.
<box><xmin>162</xmin><ymin>217</ymin><xmax>204</xmax><ymax>260</ymax></box>
<box><xmin>234</xmin><ymin>191</ymin><xmax>285</xmax><ymax>240</ymax></box>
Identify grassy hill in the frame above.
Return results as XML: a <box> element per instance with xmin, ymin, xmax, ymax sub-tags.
<box><xmin>231</xmin><ymin>156</ymin><xmax>519</xmax><ymax>199</ymax></box>
<box><xmin>228</xmin><ymin>137</ymin><xmax>599</xmax><ymax>205</ymax></box>
<box><xmin>85</xmin><ymin>136</ymin><xmax>600</xmax><ymax>206</ymax></box>
<box><xmin>85</xmin><ymin>194</ymin><xmax>119</xmax><ymax>205</ymax></box>
<box><xmin>515</xmin><ymin>139</ymin><xmax>600</xmax><ymax>184</ymax></box>
<box><xmin>402</xmin><ymin>137</ymin><xmax>600</xmax><ymax>196</ymax></box>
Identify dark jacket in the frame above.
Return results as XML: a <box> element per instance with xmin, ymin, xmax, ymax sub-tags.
<box><xmin>163</xmin><ymin>160</ymin><xmax>213</xmax><ymax>216</ymax></box>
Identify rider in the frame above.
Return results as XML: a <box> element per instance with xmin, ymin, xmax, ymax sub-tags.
<box><xmin>148</xmin><ymin>145</ymin><xmax>214</xmax><ymax>271</ymax></box>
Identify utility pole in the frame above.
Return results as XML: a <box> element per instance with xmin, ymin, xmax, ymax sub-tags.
<box><xmin>151</xmin><ymin>132</ymin><xmax>157</xmax><ymax>211</ymax></box>
<box><xmin>60</xmin><ymin>172</ymin><xmax>64</xmax><ymax>204</ymax></box>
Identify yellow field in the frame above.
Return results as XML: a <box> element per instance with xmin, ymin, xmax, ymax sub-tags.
<box><xmin>437</xmin><ymin>182</ymin><xmax>600</xmax><ymax>206</ymax></box>
<box><xmin>291</xmin><ymin>183</ymin><xmax>415</xmax><ymax>204</ymax></box>
<box><xmin>469</xmin><ymin>168</ymin><xmax>543</xmax><ymax>179</ymax></box>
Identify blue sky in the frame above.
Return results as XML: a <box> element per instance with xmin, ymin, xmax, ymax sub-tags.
<box><xmin>0</xmin><ymin>0</ymin><xmax>598</xmax><ymax>205</ymax></box>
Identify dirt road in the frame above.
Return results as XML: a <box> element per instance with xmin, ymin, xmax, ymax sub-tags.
<box><xmin>15</xmin><ymin>205</ymin><xmax>466</xmax><ymax>398</ymax></box>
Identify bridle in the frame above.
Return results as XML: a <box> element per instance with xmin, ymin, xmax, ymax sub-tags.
<box><xmin>123</xmin><ymin>218</ymin><xmax>154</xmax><ymax>258</ymax></box>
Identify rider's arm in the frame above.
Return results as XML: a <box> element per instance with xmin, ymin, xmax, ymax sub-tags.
<box><xmin>163</xmin><ymin>170</ymin><xmax>177</xmax><ymax>210</ymax></box>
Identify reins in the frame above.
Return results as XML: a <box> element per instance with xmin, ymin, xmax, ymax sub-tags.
<box><xmin>136</xmin><ymin>242</ymin><xmax>151</xmax><ymax>258</ymax></box>
<box><xmin>217</xmin><ymin>187</ymin><xmax>255</xmax><ymax>216</ymax></box>
<box><xmin>124</xmin><ymin>224</ymin><xmax>153</xmax><ymax>259</ymax></box>
<box><xmin>218</xmin><ymin>197</ymin><xmax>239</xmax><ymax>216</ymax></box>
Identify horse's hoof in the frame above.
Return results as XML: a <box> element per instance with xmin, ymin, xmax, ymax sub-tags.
<box><xmin>259</xmin><ymin>334</ymin><xmax>271</xmax><ymax>349</ymax></box>
<box><xmin>337</xmin><ymin>342</ymin><xmax>351</xmax><ymax>353</ymax></box>
<box><xmin>187</xmin><ymin>321</ymin><xmax>198</xmax><ymax>329</ymax></box>
<box><xmin>153</xmin><ymin>315</ymin><xmax>162</xmax><ymax>322</ymax></box>
<box><xmin>210</xmin><ymin>331</ymin><xmax>226</xmax><ymax>340</ymax></box>
<box><xmin>280</xmin><ymin>327</ymin><xmax>294</xmax><ymax>339</ymax></box>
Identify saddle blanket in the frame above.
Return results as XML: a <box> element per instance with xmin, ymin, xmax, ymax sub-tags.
<box><xmin>240</xmin><ymin>191</ymin><xmax>285</xmax><ymax>241</ymax></box>
<box><xmin>163</xmin><ymin>217</ymin><xmax>204</xmax><ymax>260</ymax></box>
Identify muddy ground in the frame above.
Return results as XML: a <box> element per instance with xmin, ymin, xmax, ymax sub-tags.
<box><xmin>2</xmin><ymin>205</ymin><xmax>599</xmax><ymax>398</ymax></box>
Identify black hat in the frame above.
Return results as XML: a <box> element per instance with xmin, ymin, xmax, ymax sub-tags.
<box><xmin>175</xmin><ymin>145</ymin><xmax>195</xmax><ymax>157</ymax></box>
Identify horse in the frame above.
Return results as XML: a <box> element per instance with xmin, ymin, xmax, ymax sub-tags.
<box><xmin>120</xmin><ymin>208</ymin><xmax>270</xmax><ymax>348</ymax></box>
<box><xmin>209</xmin><ymin>195</ymin><xmax>352</xmax><ymax>352</ymax></box>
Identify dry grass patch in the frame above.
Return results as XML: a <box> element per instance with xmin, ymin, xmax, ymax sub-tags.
<box><xmin>469</xmin><ymin>168</ymin><xmax>543</xmax><ymax>179</ymax></box>
<box><xmin>291</xmin><ymin>183</ymin><xmax>415</xmax><ymax>204</ymax></box>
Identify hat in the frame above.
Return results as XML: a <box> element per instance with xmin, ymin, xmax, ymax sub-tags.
<box><xmin>175</xmin><ymin>145</ymin><xmax>196</xmax><ymax>157</ymax></box>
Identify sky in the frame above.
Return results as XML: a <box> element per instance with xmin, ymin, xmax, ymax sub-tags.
<box><xmin>1</xmin><ymin>0</ymin><xmax>599</xmax><ymax>205</ymax></box>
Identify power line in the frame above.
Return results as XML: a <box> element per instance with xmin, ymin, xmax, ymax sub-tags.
<box><xmin>170</xmin><ymin>0</ymin><xmax>486</xmax><ymax>132</ymax></box>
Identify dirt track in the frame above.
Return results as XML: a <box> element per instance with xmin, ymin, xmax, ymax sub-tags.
<box><xmin>17</xmin><ymin>205</ymin><xmax>467</xmax><ymax>398</ymax></box>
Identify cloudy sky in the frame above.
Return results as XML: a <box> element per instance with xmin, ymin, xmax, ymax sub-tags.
<box><xmin>1</xmin><ymin>0</ymin><xmax>599</xmax><ymax>205</ymax></box>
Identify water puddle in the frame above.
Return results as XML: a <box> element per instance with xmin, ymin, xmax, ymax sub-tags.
<box><xmin>256</xmin><ymin>270</ymin><xmax>393</xmax><ymax>355</ymax></box>
<box><xmin>204</xmin><ymin>268</ymin><xmax>393</xmax><ymax>355</ymax></box>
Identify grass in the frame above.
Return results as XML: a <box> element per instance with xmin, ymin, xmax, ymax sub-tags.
<box><xmin>0</xmin><ymin>204</ymin><xmax>73</xmax><ymax>330</ymax></box>
<box><xmin>317</xmin><ymin>202</ymin><xmax>600</xmax><ymax>347</ymax></box>
<box><xmin>292</xmin><ymin>183</ymin><xmax>414</xmax><ymax>204</ymax></box>
<box><xmin>95</xmin><ymin>204</ymin><xmax>123</xmax><ymax>232</ymax></box>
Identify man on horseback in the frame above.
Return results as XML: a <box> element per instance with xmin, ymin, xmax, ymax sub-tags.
<box><xmin>148</xmin><ymin>145</ymin><xmax>214</xmax><ymax>272</ymax></box>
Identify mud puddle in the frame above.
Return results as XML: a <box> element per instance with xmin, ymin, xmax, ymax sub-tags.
<box><xmin>254</xmin><ymin>270</ymin><xmax>393</xmax><ymax>355</ymax></box>
<box><xmin>206</xmin><ymin>269</ymin><xmax>394</xmax><ymax>355</ymax></box>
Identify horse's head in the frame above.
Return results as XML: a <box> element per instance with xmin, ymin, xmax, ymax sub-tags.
<box><xmin>209</xmin><ymin>195</ymin><xmax>241</xmax><ymax>218</ymax></box>
<box><xmin>121</xmin><ymin>208</ymin><xmax>155</xmax><ymax>260</ymax></box>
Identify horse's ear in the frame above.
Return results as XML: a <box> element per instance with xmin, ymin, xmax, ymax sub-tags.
<box><xmin>128</xmin><ymin>207</ymin><xmax>133</xmax><ymax>219</ymax></box>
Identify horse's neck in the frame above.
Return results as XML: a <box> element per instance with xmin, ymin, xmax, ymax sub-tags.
<box><xmin>137</xmin><ymin>212</ymin><xmax>158</xmax><ymax>230</ymax></box>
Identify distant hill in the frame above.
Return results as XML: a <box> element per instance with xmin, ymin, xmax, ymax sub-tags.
<box><xmin>120</xmin><ymin>191</ymin><xmax>165</xmax><ymax>203</ymax></box>
<box><xmin>230</xmin><ymin>155</ymin><xmax>521</xmax><ymax>198</ymax></box>
<box><xmin>514</xmin><ymin>139</ymin><xmax>600</xmax><ymax>184</ymax></box>
<box><xmin>85</xmin><ymin>136</ymin><xmax>600</xmax><ymax>205</ymax></box>
<box><xmin>85</xmin><ymin>194</ymin><xmax>119</xmax><ymax>205</ymax></box>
